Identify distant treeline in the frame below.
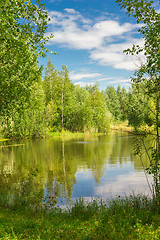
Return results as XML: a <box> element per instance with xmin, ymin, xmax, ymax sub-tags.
<box><xmin>0</xmin><ymin>57</ymin><xmax>153</xmax><ymax>138</ymax></box>
<box><xmin>1</xmin><ymin>58</ymin><xmax>111</xmax><ymax>138</ymax></box>
<box><xmin>0</xmin><ymin>0</ymin><xmax>155</xmax><ymax>139</ymax></box>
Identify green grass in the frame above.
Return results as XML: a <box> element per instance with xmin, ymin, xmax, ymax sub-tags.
<box><xmin>48</xmin><ymin>129</ymin><xmax>107</xmax><ymax>140</ymax></box>
<box><xmin>0</xmin><ymin>139</ymin><xmax>10</xmax><ymax>142</ymax></box>
<box><xmin>111</xmin><ymin>120</ymin><xmax>133</xmax><ymax>133</ymax></box>
<box><xmin>1</xmin><ymin>196</ymin><xmax>160</xmax><ymax>239</ymax></box>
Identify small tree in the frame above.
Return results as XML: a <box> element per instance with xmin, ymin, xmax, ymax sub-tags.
<box><xmin>89</xmin><ymin>85</ymin><xmax>111</xmax><ymax>133</ymax></box>
<box><xmin>43</xmin><ymin>61</ymin><xmax>75</xmax><ymax>131</ymax></box>
<box><xmin>105</xmin><ymin>86</ymin><xmax>121</xmax><ymax>120</ymax></box>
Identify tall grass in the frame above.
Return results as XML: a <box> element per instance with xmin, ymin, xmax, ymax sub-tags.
<box><xmin>48</xmin><ymin>129</ymin><xmax>107</xmax><ymax>140</ymax></box>
<box><xmin>1</xmin><ymin>195</ymin><xmax>160</xmax><ymax>239</ymax></box>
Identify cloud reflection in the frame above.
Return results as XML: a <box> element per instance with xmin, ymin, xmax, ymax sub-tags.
<box><xmin>95</xmin><ymin>171</ymin><xmax>153</xmax><ymax>199</ymax></box>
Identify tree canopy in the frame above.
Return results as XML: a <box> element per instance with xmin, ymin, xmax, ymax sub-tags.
<box><xmin>0</xmin><ymin>0</ymin><xmax>53</xmax><ymax>115</ymax></box>
<box><xmin>116</xmin><ymin>0</ymin><xmax>160</xmax><ymax>201</ymax></box>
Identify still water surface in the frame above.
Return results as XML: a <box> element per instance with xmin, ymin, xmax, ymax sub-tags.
<box><xmin>0</xmin><ymin>132</ymin><xmax>152</xmax><ymax>208</ymax></box>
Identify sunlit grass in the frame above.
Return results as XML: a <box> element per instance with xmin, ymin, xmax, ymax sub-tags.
<box><xmin>111</xmin><ymin>120</ymin><xmax>133</xmax><ymax>132</ymax></box>
<box><xmin>0</xmin><ymin>139</ymin><xmax>10</xmax><ymax>142</ymax></box>
<box><xmin>1</xmin><ymin>195</ymin><xmax>160</xmax><ymax>239</ymax></box>
<box><xmin>48</xmin><ymin>129</ymin><xmax>107</xmax><ymax>140</ymax></box>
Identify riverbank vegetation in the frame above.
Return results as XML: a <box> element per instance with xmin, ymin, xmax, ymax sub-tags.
<box><xmin>1</xmin><ymin>1</ymin><xmax>158</xmax><ymax>139</ymax></box>
<box><xmin>0</xmin><ymin>52</ymin><xmax>155</xmax><ymax>139</ymax></box>
<box><xmin>116</xmin><ymin>0</ymin><xmax>160</xmax><ymax>203</ymax></box>
<box><xmin>1</xmin><ymin>0</ymin><xmax>159</xmax><ymax>141</ymax></box>
<box><xmin>1</xmin><ymin>196</ymin><xmax>160</xmax><ymax>240</ymax></box>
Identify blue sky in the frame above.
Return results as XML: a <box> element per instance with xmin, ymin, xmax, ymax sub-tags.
<box><xmin>37</xmin><ymin>0</ymin><xmax>158</xmax><ymax>90</ymax></box>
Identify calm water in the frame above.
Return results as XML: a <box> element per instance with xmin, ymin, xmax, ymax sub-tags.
<box><xmin>0</xmin><ymin>132</ymin><xmax>152</xmax><ymax>208</ymax></box>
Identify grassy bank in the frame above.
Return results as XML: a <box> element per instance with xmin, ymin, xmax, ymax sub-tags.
<box><xmin>48</xmin><ymin>129</ymin><xmax>108</xmax><ymax>140</ymax></box>
<box><xmin>0</xmin><ymin>122</ymin><xmax>131</xmax><ymax>141</ymax></box>
<box><xmin>1</xmin><ymin>196</ymin><xmax>160</xmax><ymax>239</ymax></box>
<box><xmin>111</xmin><ymin>121</ymin><xmax>133</xmax><ymax>133</ymax></box>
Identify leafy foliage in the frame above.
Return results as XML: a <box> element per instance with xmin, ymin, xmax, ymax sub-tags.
<box><xmin>43</xmin><ymin>59</ymin><xmax>111</xmax><ymax>133</ymax></box>
<box><xmin>0</xmin><ymin>0</ymin><xmax>53</xmax><ymax>114</ymax></box>
<box><xmin>105</xmin><ymin>86</ymin><xmax>122</xmax><ymax>120</ymax></box>
<box><xmin>0</xmin><ymin>0</ymin><xmax>54</xmax><ymax>138</ymax></box>
<box><xmin>127</xmin><ymin>83</ymin><xmax>153</xmax><ymax>127</ymax></box>
<box><xmin>116</xmin><ymin>0</ymin><xmax>160</xmax><ymax>200</ymax></box>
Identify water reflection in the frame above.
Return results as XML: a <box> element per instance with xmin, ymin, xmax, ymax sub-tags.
<box><xmin>0</xmin><ymin>132</ymin><xmax>152</xmax><ymax>208</ymax></box>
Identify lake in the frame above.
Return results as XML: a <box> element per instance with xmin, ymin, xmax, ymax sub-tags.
<box><xmin>0</xmin><ymin>132</ymin><xmax>152</xmax><ymax>208</ymax></box>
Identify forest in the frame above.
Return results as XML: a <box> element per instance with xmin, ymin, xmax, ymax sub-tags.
<box><xmin>0</xmin><ymin>54</ymin><xmax>156</xmax><ymax>139</ymax></box>
<box><xmin>0</xmin><ymin>0</ymin><xmax>158</xmax><ymax>140</ymax></box>
<box><xmin>0</xmin><ymin>56</ymin><xmax>154</xmax><ymax>138</ymax></box>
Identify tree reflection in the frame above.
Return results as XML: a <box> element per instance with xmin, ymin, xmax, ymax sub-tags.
<box><xmin>0</xmin><ymin>133</ymin><xmax>150</xmax><ymax>208</ymax></box>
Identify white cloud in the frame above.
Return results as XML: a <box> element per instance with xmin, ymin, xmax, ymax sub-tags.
<box><xmin>70</xmin><ymin>72</ymin><xmax>101</xmax><ymax>81</ymax></box>
<box><xmin>97</xmin><ymin>77</ymin><xmax>130</xmax><ymax>83</ymax></box>
<box><xmin>90</xmin><ymin>38</ymin><xmax>145</xmax><ymax>71</ymax></box>
<box><xmin>64</xmin><ymin>8</ymin><xmax>77</xmax><ymax>14</ymax></box>
<box><xmin>47</xmin><ymin>9</ymin><xmax>145</xmax><ymax>71</ymax></box>
<box><xmin>95</xmin><ymin>171</ymin><xmax>153</xmax><ymax>198</ymax></box>
<box><xmin>74</xmin><ymin>82</ymin><xmax>95</xmax><ymax>87</ymax></box>
<box><xmin>107</xmin><ymin>79</ymin><xmax>130</xmax><ymax>84</ymax></box>
<box><xmin>97</xmin><ymin>77</ymin><xmax>113</xmax><ymax>82</ymax></box>
<box><xmin>69</xmin><ymin>70</ymin><xmax>131</xmax><ymax>87</ymax></box>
